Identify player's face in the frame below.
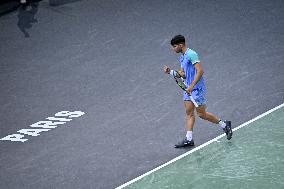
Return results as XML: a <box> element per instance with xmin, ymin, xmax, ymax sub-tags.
<box><xmin>172</xmin><ymin>44</ymin><xmax>182</xmax><ymax>53</ymax></box>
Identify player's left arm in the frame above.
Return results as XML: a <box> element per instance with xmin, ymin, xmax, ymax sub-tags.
<box><xmin>192</xmin><ymin>63</ymin><xmax>204</xmax><ymax>87</ymax></box>
<box><xmin>186</xmin><ymin>62</ymin><xmax>204</xmax><ymax>94</ymax></box>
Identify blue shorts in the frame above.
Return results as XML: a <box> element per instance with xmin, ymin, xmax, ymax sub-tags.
<box><xmin>183</xmin><ymin>87</ymin><xmax>206</xmax><ymax>106</ymax></box>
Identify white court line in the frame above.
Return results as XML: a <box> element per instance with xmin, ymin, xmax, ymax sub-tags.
<box><xmin>116</xmin><ymin>103</ymin><xmax>284</xmax><ymax>189</ymax></box>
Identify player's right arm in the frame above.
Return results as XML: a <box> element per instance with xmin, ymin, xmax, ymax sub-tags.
<box><xmin>163</xmin><ymin>65</ymin><xmax>171</xmax><ymax>74</ymax></box>
<box><xmin>163</xmin><ymin>66</ymin><xmax>185</xmax><ymax>78</ymax></box>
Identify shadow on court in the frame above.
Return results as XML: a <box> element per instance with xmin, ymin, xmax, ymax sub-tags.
<box><xmin>49</xmin><ymin>0</ymin><xmax>82</xmax><ymax>6</ymax></box>
<box><xmin>17</xmin><ymin>1</ymin><xmax>39</xmax><ymax>38</ymax></box>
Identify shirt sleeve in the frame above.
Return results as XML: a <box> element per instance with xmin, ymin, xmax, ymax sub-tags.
<box><xmin>188</xmin><ymin>50</ymin><xmax>200</xmax><ymax>65</ymax></box>
<box><xmin>180</xmin><ymin>56</ymin><xmax>184</xmax><ymax>69</ymax></box>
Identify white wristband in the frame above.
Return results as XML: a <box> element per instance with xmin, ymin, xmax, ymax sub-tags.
<box><xmin>170</xmin><ymin>70</ymin><xmax>178</xmax><ymax>77</ymax></box>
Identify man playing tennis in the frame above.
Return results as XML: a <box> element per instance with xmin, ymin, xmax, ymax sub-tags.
<box><xmin>164</xmin><ymin>34</ymin><xmax>232</xmax><ymax>148</ymax></box>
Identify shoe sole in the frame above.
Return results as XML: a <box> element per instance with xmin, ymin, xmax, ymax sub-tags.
<box><xmin>226</xmin><ymin>121</ymin><xmax>233</xmax><ymax>140</ymax></box>
<box><xmin>174</xmin><ymin>143</ymin><xmax>195</xmax><ymax>148</ymax></box>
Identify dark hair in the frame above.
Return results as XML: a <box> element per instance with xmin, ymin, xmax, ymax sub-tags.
<box><xmin>170</xmin><ymin>35</ymin><xmax>185</xmax><ymax>46</ymax></box>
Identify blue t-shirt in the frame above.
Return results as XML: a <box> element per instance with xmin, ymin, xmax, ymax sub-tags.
<box><xmin>180</xmin><ymin>48</ymin><xmax>206</xmax><ymax>91</ymax></box>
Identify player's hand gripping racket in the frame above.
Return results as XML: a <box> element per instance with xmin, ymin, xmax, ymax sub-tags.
<box><xmin>171</xmin><ymin>71</ymin><xmax>199</xmax><ymax>107</ymax></box>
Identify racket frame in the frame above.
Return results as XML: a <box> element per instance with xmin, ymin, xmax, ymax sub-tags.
<box><xmin>173</xmin><ymin>72</ymin><xmax>199</xmax><ymax>108</ymax></box>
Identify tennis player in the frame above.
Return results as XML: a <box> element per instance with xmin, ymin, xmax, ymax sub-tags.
<box><xmin>163</xmin><ymin>35</ymin><xmax>232</xmax><ymax>148</ymax></box>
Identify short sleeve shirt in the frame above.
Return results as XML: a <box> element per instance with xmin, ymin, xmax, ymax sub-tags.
<box><xmin>180</xmin><ymin>48</ymin><xmax>206</xmax><ymax>90</ymax></box>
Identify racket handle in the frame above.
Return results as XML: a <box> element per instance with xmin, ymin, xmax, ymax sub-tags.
<box><xmin>190</xmin><ymin>96</ymin><xmax>199</xmax><ymax>108</ymax></box>
<box><xmin>170</xmin><ymin>70</ymin><xmax>178</xmax><ymax>77</ymax></box>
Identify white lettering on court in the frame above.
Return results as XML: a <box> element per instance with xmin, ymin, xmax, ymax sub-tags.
<box><xmin>0</xmin><ymin>111</ymin><xmax>85</xmax><ymax>142</ymax></box>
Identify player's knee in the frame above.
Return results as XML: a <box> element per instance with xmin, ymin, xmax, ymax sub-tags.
<box><xmin>197</xmin><ymin>112</ymin><xmax>207</xmax><ymax>120</ymax></box>
<box><xmin>186</xmin><ymin>110</ymin><xmax>194</xmax><ymax>117</ymax></box>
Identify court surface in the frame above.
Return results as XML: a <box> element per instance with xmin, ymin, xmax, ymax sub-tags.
<box><xmin>0</xmin><ymin>0</ymin><xmax>284</xmax><ymax>189</ymax></box>
<box><xmin>118</xmin><ymin>104</ymin><xmax>284</xmax><ymax>189</ymax></box>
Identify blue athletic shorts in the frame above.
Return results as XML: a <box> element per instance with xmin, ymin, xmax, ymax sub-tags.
<box><xmin>183</xmin><ymin>87</ymin><xmax>206</xmax><ymax>106</ymax></box>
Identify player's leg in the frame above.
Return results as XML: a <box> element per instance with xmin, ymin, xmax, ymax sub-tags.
<box><xmin>196</xmin><ymin>105</ymin><xmax>219</xmax><ymax>123</ymax></box>
<box><xmin>185</xmin><ymin>100</ymin><xmax>195</xmax><ymax>133</ymax></box>
<box><xmin>192</xmin><ymin>87</ymin><xmax>233</xmax><ymax>140</ymax></box>
<box><xmin>191</xmin><ymin>87</ymin><xmax>220</xmax><ymax>123</ymax></box>
<box><xmin>196</xmin><ymin>105</ymin><xmax>233</xmax><ymax>140</ymax></box>
<box><xmin>175</xmin><ymin>100</ymin><xmax>195</xmax><ymax>148</ymax></box>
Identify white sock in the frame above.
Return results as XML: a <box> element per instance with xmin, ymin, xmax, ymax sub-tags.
<box><xmin>219</xmin><ymin>120</ymin><xmax>226</xmax><ymax>129</ymax></box>
<box><xmin>186</xmin><ymin>131</ymin><xmax>193</xmax><ymax>141</ymax></box>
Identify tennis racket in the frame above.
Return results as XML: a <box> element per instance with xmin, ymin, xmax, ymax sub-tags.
<box><xmin>172</xmin><ymin>72</ymin><xmax>199</xmax><ymax>107</ymax></box>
